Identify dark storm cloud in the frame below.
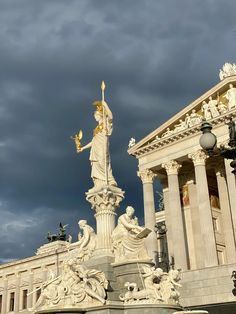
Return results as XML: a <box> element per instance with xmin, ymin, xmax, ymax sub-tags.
<box><xmin>0</xmin><ymin>0</ymin><xmax>235</xmax><ymax>262</ymax></box>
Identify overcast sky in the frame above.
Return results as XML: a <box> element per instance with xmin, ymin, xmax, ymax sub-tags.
<box><xmin>0</xmin><ymin>0</ymin><xmax>235</xmax><ymax>263</ymax></box>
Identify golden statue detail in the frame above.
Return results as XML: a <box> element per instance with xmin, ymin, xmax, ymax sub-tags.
<box><xmin>71</xmin><ymin>130</ymin><xmax>83</xmax><ymax>153</ymax></box>
<box><xmin>72</xmin><ymin>81</ymin><xmax>117</xmax><ymax>188</ymax></box>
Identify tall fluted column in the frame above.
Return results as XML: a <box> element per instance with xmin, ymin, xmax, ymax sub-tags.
<box><xmin>188</xmin><ymin>150</ymin><xmax>218</xmax><ymax>267</ymax></box>
<box><xmin>162</xmin><ymin>160</ymin><xmax>188</xmax><ymax>270</ymax></box>
<box><xmin>138</xmin><ymin>169</ymin><xmax>158</xmax><ymax>258</ymax></box>
<box><xmin>186</xmin><ymin>180</ymin><xmax>203</xmax><ymax>269</ymax></box>
<box><xmin>216</xmin><ymin>166</ymin><xmax>236</xmax><ymax>263</ymax></box>
<box><xmin>86</xmin><ymin>185</ymin><xmax>124</xmax><ymax>254</ymax></box>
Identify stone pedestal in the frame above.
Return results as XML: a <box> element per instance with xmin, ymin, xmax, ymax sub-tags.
<box><xmin>37</xmin><ymin>304</ymin><xmax>181</xmax><ymax>314</ymax></box>
<box><xmin>86</xmin><ymin>185</ymin><xmax>124</xmax><ymax>254</ymax></box>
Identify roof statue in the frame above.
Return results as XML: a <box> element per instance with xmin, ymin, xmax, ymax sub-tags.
<box><xmin>219</xmin><ymin>62</ymin><xmax>236</xmax><ymax>80</ymax></box>
<box><xmin>47</xmin><ymin>222</ymin><xmax>68</xmax><ymax>243</ymax></box>
<box><xmin>128</xmin><ymin>137</ymin><xmax>136</xmax><ymax>148</ymax></box>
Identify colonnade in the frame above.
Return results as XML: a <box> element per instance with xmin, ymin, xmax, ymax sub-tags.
<box><xmin>138</xmin><ymin>149</ymin><xmax>236</xmax><ymax>270</ymax></box>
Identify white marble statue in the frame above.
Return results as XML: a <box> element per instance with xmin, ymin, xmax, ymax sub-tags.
<box><xmin>184</xmin><ymin>113</ymin><xmax>192</xmax><ymax>128</ymax></box>
<box><xmin>75</xmin><ymin>220</ymin><xmax>97</xmax><ymax>261</ymax></box>
<box><xmin>208</xmin><ymin>96</ymin><xmax>219</xmax><ymax>118</ymax></box>
<box><xmin>219</xmin><ymin>62</ymin><xmax>236</xmax><ymax>80</ymax></box>
<box><xmin>173</xmin><ymin>119</ymin><xmax>186</xmax><ymax>133</ymax></box>
<box><xmin>189</xmin><ymin>109</ymin><xmax>202</xmax><ymax>126</ymax></box>
<box><xmin>128</xmin><ymin>137</ymin><xmax>136</xmax><ymax>148</ymax></box>
<box><xmin>161</xmin><ymin>127</ymin><xmax>173</xmax><ymax>138</ymax></box>
<box><xmin>224</xmin><ymin>84</ymin><xmax>236</xmax><ymax>110</ymax></box>
<box><xmin>201</xmin><ymin>101</ymin><xmax>212</xmax><ymax>120</ymax></box>
<box><xmin>120</xmin><ymin>266</ymin><xmax>163</xmax><ymax>304</ymax></box>
<box><xmin>31</xmin><ymin>258</ymin><xmax>108</xmax><ymax>312</ymax></box>
<box><xmin>120</xmin><ymin>265</ymin><xmax>181</xmax><ymax>305</ymax></box>
<box><xmin>111</xmin><ymin>206</ymin><xmax>150</xmax><ymax>262</ymax></box>
<box><xmin>75</xmin><ymin>89</ymin><xmax>116</xmax><ymax>188</ymax></box>
<box><xmin>160</xmin><ymin>269</ymin><xmax>182</xmax><ymax>305</ymax></box>
<box><xmin>217</xmin><ymin>101</ymin><xmax>228</xmax><ymax>114</ymax></box>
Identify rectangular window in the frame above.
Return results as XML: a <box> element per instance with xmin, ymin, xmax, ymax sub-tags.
<box><xmin>217</xmin><ymin>249</ymin><xmax>225</xmax><ymax>265</ymax></box>
<box><xmin>0</xmin><ymin>295</ymin><xmax>2</xmax><ymax>313</ymax></box>
<box><xmin>213</xmin><ymin>217</ymin><xmax>219</xmax><ymax>232</ymax></box>
<box><xmin>9</xmin><ymin>292</ymin><xmax>14</xmax><ymax>312</ymax></box>
<box><xmin>22</xmin><ymin>289</ymin><xmax>27</xmax><ymax>309</ymax></box>
<box><xmin>36</xmin><ymin>288</ymin><xmax>41</xmax><ymax>301</ymax></box>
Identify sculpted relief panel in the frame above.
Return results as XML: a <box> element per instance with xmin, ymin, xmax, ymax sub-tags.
<box><xmin>152</xmin><ymin>83</ymin><xmax>236</xmax><ymax>143</ymax></box>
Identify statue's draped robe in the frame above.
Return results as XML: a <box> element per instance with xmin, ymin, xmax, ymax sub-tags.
<box><xmin>112</xmin><ymin>214</ymin><xmax>148</xmax><ymax>261</ymax></box>
<box><xmin>90</xmin><ymin>130</ymin><xmax>116</xmax><ymax>185</ymax></box>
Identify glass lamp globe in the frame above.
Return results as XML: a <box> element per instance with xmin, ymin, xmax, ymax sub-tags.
<box><xmin>199</xmin><ymin>121</ymin><xmax>217</xmax><ymax>151</ymax></box>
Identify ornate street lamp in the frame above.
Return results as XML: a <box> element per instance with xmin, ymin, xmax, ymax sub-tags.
<box><xmin>199</xmin><ymin>118</ymin><xmax>236</xmax><ymax>175</ymax></box>
<box><xmin>154</xmin><ymin>221</ymin><xmax>170</xmax><ymax>272</ymax></box>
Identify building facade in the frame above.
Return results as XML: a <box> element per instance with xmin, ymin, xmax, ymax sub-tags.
<box><xmin>128</xmin><ymin>65</ymin><xmax>236</xmax><ymax>312</ymax></box>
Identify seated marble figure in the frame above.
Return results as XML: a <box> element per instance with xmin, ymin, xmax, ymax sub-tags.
<box><xmin>111</xmin><ymin>206</ymin><xmax>150</xmax><ymax>262</ymax></box>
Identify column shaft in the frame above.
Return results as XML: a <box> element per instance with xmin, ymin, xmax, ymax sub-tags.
<box><xmin>162</xmin><ymin>161</ymin><xmax>188</xmax><ymax>270</ymax></box>
<box><xmin>187</xmin><ymin>180</ymin><xmax>204</xmax><ymax>269</ymax></box>
<box><xmin>216</xmin><ymin>170</ymin><xmax>236</xmax><ymax>263</ymax></box>
<box><xmin>189</xmin><ymin>150</ymin><xmax>218</xmax><ymax>267</ymax></box>
<box><xmin>138</xmin><ymin>169</ymin><xmax>158</xmax><ymax>259</ymax></box>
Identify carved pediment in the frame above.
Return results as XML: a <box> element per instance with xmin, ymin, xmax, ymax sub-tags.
<box><xmin>128</xmin><ymin>69</ymin><xmax>236</xmax><ymax>157</ymax></box>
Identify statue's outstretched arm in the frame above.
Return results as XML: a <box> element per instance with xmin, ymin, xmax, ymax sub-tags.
<box><xmin>79</xmin><ymin>141</ymin><xmax>92</xmax><ymax>152</ymax></box>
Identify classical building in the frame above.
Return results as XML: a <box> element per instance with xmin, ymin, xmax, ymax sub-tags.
<box><xmin>128</xmin><ymin>63</ymin><xmax>236</xmax><ymax>313</ymax></box>
<box><xmin>0</xmin><ymin>64</ymin><xmax>236</xmax><ymax>314</ymax></box>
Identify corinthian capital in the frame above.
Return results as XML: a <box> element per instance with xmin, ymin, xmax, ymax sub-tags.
<box><xmin>188</xmin><ymin>150</ymin><xmax>208</xmax><ymax>166</ymax></box>
<box><xmin>162</xmin><ymin>160</ymin><xmax>182</xmax><ymax>175</ymax></box>
<box><xmin>137</xmin><ymin>169</ymin><xmax>156</xmax><ymax>184</ymax></box>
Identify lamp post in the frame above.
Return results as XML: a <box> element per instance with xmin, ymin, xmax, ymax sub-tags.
<box><xmin>154</xmin><ymin>221</ymin><xmax>170</xmax><ymax>272</ymax></box>
<box><xmin>199</xmin><ymin>118</ymin><xmax>236</xmax><ymax>175</ymax></box>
